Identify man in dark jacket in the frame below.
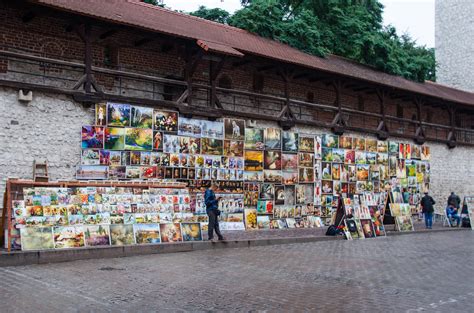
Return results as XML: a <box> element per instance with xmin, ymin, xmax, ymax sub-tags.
<box><xmin>447</xmin><ymin>192</ymin><xmax>461</xmax><ymax>209</ymax></box>
<box><xmin>205</xmin><ymin>182</ymin><xmax>224</xmax><ymax>241</ymax></box>
<box><xmin>421</xmin><ymin>191</ymin><xmax>436</xmax><ymax>229</ymax></box>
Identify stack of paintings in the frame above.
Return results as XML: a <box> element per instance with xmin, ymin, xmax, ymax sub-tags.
<box><xmin>10</xmin><ymin>186</ymin><xmax>203</xmax><ymax>251</ymax></box>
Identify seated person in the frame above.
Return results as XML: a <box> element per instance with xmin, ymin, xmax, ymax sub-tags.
<box><xmin>446</xmin><ymin>205</ymin><xmax>461</xmax><ymax>227</ymax></box>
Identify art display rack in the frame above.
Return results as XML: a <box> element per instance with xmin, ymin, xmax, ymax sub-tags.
<box><xmin>1</xmin><ymin>178</ymin><xmax>187</xmax><ymax>252</ymax></box>
<box><xmin>463</xmin><ymin>196</ymin><xmax>474</xmax><ymax>230</ymax></box>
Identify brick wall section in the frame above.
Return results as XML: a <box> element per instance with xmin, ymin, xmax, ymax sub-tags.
<box><xmin>0</xmin><ymin>3</ymin><xmax>464</xmax><ymax>129</ymax></box>
<box><xmin>436</xmin><ymin>0</ymin><xmax>474</xmax><ymax>92</ymax></box>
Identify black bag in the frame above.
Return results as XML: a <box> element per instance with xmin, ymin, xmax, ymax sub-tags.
<box><xmin>462</xmin><ymin>217</ymin><xmax>471</xmax><ymax>228</ymax></box>
<box><xmin>325</xmin><ymin>225</ymin><xmax>338</xmax><ymax>236</ymax></box>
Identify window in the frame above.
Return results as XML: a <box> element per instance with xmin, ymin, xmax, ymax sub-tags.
<box><xmin>253</xmin><ymin>72</ymin><xmax>264</xmax><ymax>92</ymax></box>
<box><xmin>103</xmin><ymin>45</ymin><xmax>119</xmax><ymax>67</ymax></box>
<box><xmin>357</xmin><ymin>95</ymin><xmax>364</xmax><ymax>111</ymax></box>
<box><xmin>306</xmin><ymin>91</ymin><xmax>314</xmax><ymax>103</ymax></box>
<box><xmin>218</xmin><ymin>74</ymin><xmax>232</xmax><ymax>89</ymax></box>
<box><xmin>396</xmin><ymin>104</ymin><xmax>404</xmax><ymax>118</ymax></box>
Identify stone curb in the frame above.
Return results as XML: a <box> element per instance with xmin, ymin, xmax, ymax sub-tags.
<box><xmin>0</xmin><ymin>227</ymin><xmax>468</xmax><ymax>267</ymax></box>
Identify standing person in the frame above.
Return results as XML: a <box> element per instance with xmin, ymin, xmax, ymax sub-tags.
<box><xmin>205</xmin><ymin>182</ymin><xmax>224</xmax><ymax>242</ymax></box>
<box><xmin>420</xmin><ymin>191</ymin><xmax>436</xmax><ymax>229</ymax></box>
<box><xmin>447</xmin><ymin>192</ymin><xmax>461</xmax><ymax>209</ymax></box>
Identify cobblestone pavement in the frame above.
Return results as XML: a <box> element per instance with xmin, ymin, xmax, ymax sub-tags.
<box><xmin>0</xmin><ymin>231</ymin><xmax>473</xmax><ymax>313</ymax></box>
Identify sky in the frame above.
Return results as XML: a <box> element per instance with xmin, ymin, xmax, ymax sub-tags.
<box><xmin>163</xmin><ymin>0</ymin><xmax>435</xmax><ymax>48</ymax></box>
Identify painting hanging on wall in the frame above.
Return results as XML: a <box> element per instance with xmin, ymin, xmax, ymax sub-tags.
<box><xmin>153</xmin><ymin>110</ymin><xmax>178</xmax><ymax>132</ymax></box>
<box><xmin>104</xmin><ymin>127</ymin><xmax>125</xmax><ymax>150</ymax></box>
<box><xmin>95</xmin><ymin>103</ymin><xmax>107</xmax><ymax>126</ymax></box>
<box><xmin>201</xmin><ymin>120</ymin><xmax>224</xmax><ymax>139</ymax></box>
<box><xmin>131</xmin><ymin>106</ymin><xmax>153</xmax><ymax>129</ymax></box>
<box><xmin>224</xmin><ymin>118</ymin><xmax>245</xmax><ymax>141</ymax></box>
<box><xmin>107</xmin><ymin>103</ymin><xmax>130</xmax><ymax>127</ymax></box>
<box><xmin>244</xmin><ymin>150</ymin><xmax>264</xmax><ymax>171</ymax></box>
<box><xmin>282</xmin><ymin>132</ymin><xmax>298</xmax><ymax>153</ymax></box>
<box><xmin>125</xmin><ymin>128</ymin><xmax>153</xmax><ymax>151</ymax></box>
<box><xmin>82</xmin><ymin>126</ymin><xmax>104</xmax><ymax>149</ymax></box>
<box><xmin>264</xmin><ymin>128</ymin><xmax>281</xmax><ymax>150</ymax></box>
<box><xmin>244</xmin><ymin>128</ymin><xmax>264</xmax><ymax>150</ymax></box>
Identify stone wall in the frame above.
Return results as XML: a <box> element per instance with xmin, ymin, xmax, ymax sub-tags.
<box><xmin>1</xmin><ymin>87</ymin><xmax>473</xmax><ymax>208</ymax></box>
<box><xmin>0</xmin><ymin>87</ymin><xmax>92</xmax><ymax>204</ymax></box>
<box><xmin>436</xmin><ymin>0</ymin><xmax>474</xmax><ymax>92</ymax></box>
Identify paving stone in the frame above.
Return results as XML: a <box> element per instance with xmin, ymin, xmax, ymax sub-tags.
<box><xmin>0</xmin><ymin>231</ymin><xmax>472</xmax><ymax>312</ymax></box>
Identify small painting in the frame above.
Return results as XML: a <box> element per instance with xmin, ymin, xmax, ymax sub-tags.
<box><xmin>153</xmin><ymin>131</ymin><xmax>163</xmax><ymax>151</ymax></box>
<box><xmin>20</xmin><ymin>227</ymin><xmax>54</xmax><ymax>251</ymax></box>
<box><xmin>244</xmin><ymin>150</ymin><xmax>264</xmax><ymax>171</ymax></box>
<box><xmin>257</xmin><ymin>215</ymin><xmax>271</xmax><ymax>229</ymax></box>
<box><xmin>163</xmin><ymin>134</ymin><xmax>180</xmax><ymax>153</ymax></box>
<box><xmin>354</xmin><ymin>137</ymin><xmax>366</xmax><ymax>151</ymax></box>
<box><xmin>76</xmin><ymin>165</ymin><xmax>108</xmax><ymax>180</ymax></box>
<box><xmin>224</xmin><ymin>118</ymin><xmax>245</xmax><ymax>140</ymax></box>
<box><xmin>264</xmin><ymin>170</ymin><xmax>282</xmax><ymax>183</ymax></box>
<box><xmin>264</xmin><ymin>151</ymin><xmax>282</xmax><ymax>170</ymax></box>
<box><xmin>322</xmin><ymin>134</ymin><xmax>338</xmax><ymax>148</ymax></box>
<box><xmin>339</xmin><ymin>136</ymin><xmax>353</xmax><ymax>149</ymax></box>
<box><xmin>107</xmin><ymin>103</ymin><xmax>130</xmax><ymax>127</ymax></box>
<box><xmin>244</xmin><ymin>208</ymin><xmax>258</xmax><ymax>230</ymax></box>
<box><xmin>298</xmin><ymin>135</ymin><xmax>314</xmax><ymax>152</ymax></box>
<box><xmin>110</xmin><ymin>224</ymin><xmax>135</xmax><ymax>245</ymax></box>
<box><xmin>396</xmin><ymin>215</ymin><xmax>414</xmax><ymax>232</ymax></box>
<box><xmin>298</xmin><ymin>153</ymin><xmax>314</xmax><ymax>167</ymax></box>
<box><xmin>53</xmin><ymin>226</ymin><xmax>85</xmax><ymax>249</ymax></box>
<box><xmin>224</xmin><ymin>140</ymin><xmax>244</xmax><ymax>157</ymax></box>
<box><xmin>95</xmin><ymin>103</ymin><xmax>107</xmax><ymax>126</ymax></box>
<box><xmin>201</xmin><ymin>120</ymin><xmax>224</xmax><ymax>139</ymax></box>
<box><xmin>281</xmin><ymin>153</ymin><xmax>298</xmax><ymax>170</ymax></box>
<box><xmin>299</xmin><ymin>167</ymin><xmax>314</xmax><ymax>183</ymax></box>
<box><xmin>201</xmin><ymin>138</ymin><xmax>223</xmax><ymax>155</ymax></box>
<box><xmin>366</xmin><ymin>139</ymin><xmax>377</xmax><ymax>152</ymax></box>
<box><xmin>264</xmin><ymin>128</ymin><xmax>281</xmax><ymax>150</ymax></box>
<box><xmin>84</xmin><ymin>225</ymin><xmax>111</xmax><ymax>246</ymax></box>
<box><xmin>282</xmin><ymin>171</ymin><xmax>298</xmax><ymax>185</ymax></box>
<box><xmin>153</xmin><ymin>110</ymin><xmax>178</xmax><ymax>132</ymax></box>
<box><xmin>160</xmin><ymin>223</ymin><xmax>183</xmax><ymax>242</ymax></box>
<box><xmin>181</xmin><ymin>223</ymin><xmax>203</xmax><ymax>241</ymax></box>
<box><xmin>81</xmin><ymin>126</ymin><xmax>104</xmax><ymax>149</ymax></box>
<box><xmin>133</xmin><ymin>224</ymin><xmax>161</xmax><ymax>244</ymax></box>
<box><xmin>178</xmin><ymin>117</ymin><xmax>202</xmax><ymax>137</ymax></box>
<box><xmin>274</xmin><ymin>185</ymin><xmax>285</xmax><ymax>205</ymax></box>
<box><xmin>131</xmin><ymin>106</ymin><xmax>153</xmax><ymax>129</ymax></box>
<box><xmin>360</xmin><ymin>219</ymin><xmax>376</xmax><ymax>238</ymax></box>
<box><xmin>244</xmin><ymin>128</ymin><xmax>264</xmax><ymax>150</ymax></box>
<box><xmin>81</xmin><ymin>149</ymin><xmax>100</xmax><ymax>165</ymax></box>
<box><xmin>125</xmin><ymin>128</ymin><xmax>153</xmax><ymax>151</ymax></box>
<box><xmin>104</xmin><ymin>127</ymin><xmax>125</xmax><ymax>150</ymax></box>
<box><xmin>282</xmin><ymin>132</ymin><xmax>298</xmax><ymax>153</ymax></box>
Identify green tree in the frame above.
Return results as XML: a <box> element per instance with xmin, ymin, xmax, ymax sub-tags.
<box><xmin>189</xmin><ymin>0</ymin><xmax>435</xmax><ymax>82</ymax></box>
<box><xmin>190</xmin><ymin>6</ymin><xmax>231</xmax><ymax>24</ymax></box>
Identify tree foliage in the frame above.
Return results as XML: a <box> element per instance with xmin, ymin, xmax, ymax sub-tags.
<box><xmin>190</xmin><ymin>6</ymin><xmax>231</xmax><ymax>24</ymax></box>
<box><xmin>189</xmin><ymin>0</ymin><xmax>435</xmax><ymax>82</ymax></box>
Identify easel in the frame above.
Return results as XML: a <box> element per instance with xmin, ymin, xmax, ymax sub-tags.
<box><xmin>382</xmin><ymin>192</ymin><xmax>396</xmax><ymax>230</ymax></box>
<box><xmin>463</xmin><ymin>196</ymin><xmax>474</xmax><ymax>230</ymax></box>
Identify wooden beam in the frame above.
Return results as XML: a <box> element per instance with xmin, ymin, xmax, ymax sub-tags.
<box><xmin>293</xmin><ymin>72</ymin><xmax>310</xmax><ymax>80</ymax></box>
<box><xmin>257</xmin><ymin>65</ymin><xmax>274</xmax><ymax>72</ymax></box>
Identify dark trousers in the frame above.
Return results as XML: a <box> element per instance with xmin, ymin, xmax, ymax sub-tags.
<box><xmin>207</xmin><ymin>209</ymin><xmax>223</xmax><ymax>240</ymax></box>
